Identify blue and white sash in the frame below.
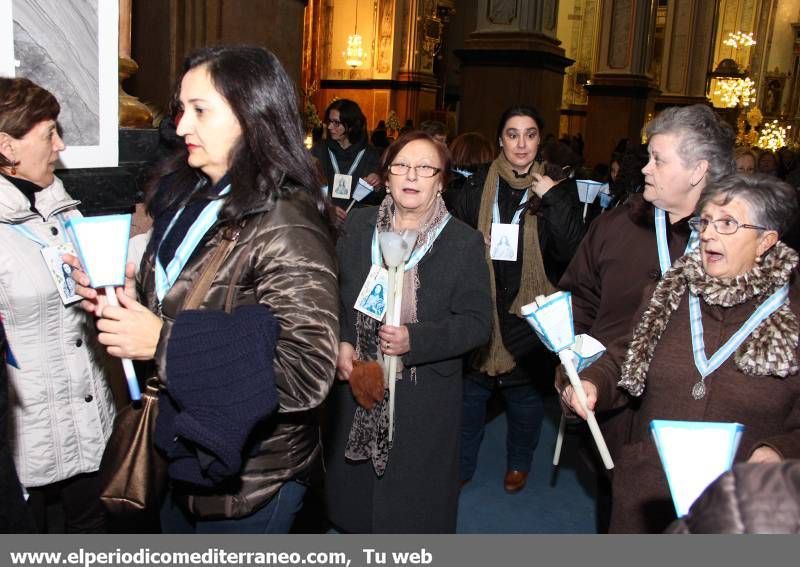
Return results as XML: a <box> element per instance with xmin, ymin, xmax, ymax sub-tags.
<box><xmin>329</xmin><ymin>148</ymin><xmax>366</xmax><ymax>176</ymax></box>
<box><xmin>9</xmin><ymin>215</ymin><xmax>68</xmax><ymax>248</ymax></box>
<box><xmin>655</xmin><ymin>207</ymin><xmax>699</xmax><ymax>275</ymax></box>
<box><xmin>370</xmin><ymin>214</ymin><xmax>452</xmax><ymax>271</ymax></box>
<box><xmin>492</xmin><ymin>179</ymin><xmax>529</xmax><ymax>226</ymax></box>
<box><xmin>689</xmin><ymin>284</ymin><xmax>790</xmax><ymax>378</ymax></box>
<box><xmin>154</xmin><ymin>185</ymin><xmax>231</xmax><ymax>302</ymax></box>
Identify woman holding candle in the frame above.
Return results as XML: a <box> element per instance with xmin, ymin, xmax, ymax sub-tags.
<box><xmin>311</xmin><ymin>99</ymin><xmax>383</xmax><ymax>224</ymax></box>
<box><xmin>325</xmin><ymin>131</ymin><xmax>492</xmax><ymax>533</ymax></box>
<box><xmin>561</xmin><ymin>174</ymin><xmax>800</xmax><ymax>533</ymax></box>
<box><xmin>70</xmin><ymin>46</ymin><xmax>338</xmax><ymax>533</ymax></box>
<box><xmin>0</xmin><ymin>77</ymin><xmax>115</xmax><ymax>532</ymax></box>
<box><xmin>558</xmin><ymin>104</ymin><xmax>735</xmax><ymax>532</ymax></box>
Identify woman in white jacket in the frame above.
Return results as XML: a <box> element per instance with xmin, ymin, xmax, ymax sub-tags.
<box><xmin>0</xmin><ymin>78</ymin><xmax>115</xmax><ymax>532</ymax></box>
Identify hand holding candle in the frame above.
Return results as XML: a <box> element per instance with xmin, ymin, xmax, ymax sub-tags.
<box><xmin>64</xmin><ymin>214</ymin><xmax>142</xmax><ymax>402</ymax></box>
<box><xmin>378</xmin><ymin>229</ymin><xmax>417</xmax><ymax>442</ymax></box>
<box><xmin>521</xmin><ymin>291</ymin><xmax>614</xmax><ymax>470</ymax></box>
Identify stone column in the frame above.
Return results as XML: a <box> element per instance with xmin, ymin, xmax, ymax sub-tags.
<box><xmin>118</xmin><ymin>0</ymin><xmax>153</xmax><ymax>128</ymax></box>
<box><xmin>456</xmin><ymin>0</ymin><xmax>572</xmax><ymax>143</ymax></box>
<box><xmin>656</xmin><ymin>0</ymin><xmax>717</xmax><ymax>106</ymax></box>
<box><xmin>583</xmin><ymin>0</ymin><xmax>660</xmax><ymax>166</ymax></box>
<box><xmin>130</xmin><ymin>0</ymin><xmax>307</xmax><ymax>116</ymax></box>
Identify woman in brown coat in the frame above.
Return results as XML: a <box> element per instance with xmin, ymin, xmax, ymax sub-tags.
<box><xmin>562</xmin><ymin>174</ymin><xmax>800</xmax><ymax>533</ymax></box>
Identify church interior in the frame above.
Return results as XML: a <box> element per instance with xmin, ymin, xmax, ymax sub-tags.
<box><xmin>0</xmin><ymin>0</ymin><xmax>800</xmax><ymax>533</ymax></box>
<box><xmin>4</xmin><ymin>1</ymin><xmax>797</xmax><ymax>213</ymax></box>
<box><xmin>121</xmin><ymin>0</ymin><xmax>800</xmax><ymax>174</ymax></box>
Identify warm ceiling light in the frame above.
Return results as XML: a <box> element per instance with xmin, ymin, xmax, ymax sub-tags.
<box><xmin>713</xmin><ymin>77</ymin><xmax>756</xmax><ymax>108</ymax></box>
<box><xmin>345</xmin><ymin>33</ymin><xmax>365</xmax><ymax>68</ymax></box>
<box><xmin>723</xmin><ymin>31</ymin><xmax>756</xmax><ymax>49</ymax></box>
<box><xmin>343</xmin><ymin>0</ymin><xmax>366</xmax><ymax>68</ymax></box>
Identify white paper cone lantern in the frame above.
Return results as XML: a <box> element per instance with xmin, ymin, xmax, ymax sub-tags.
<box><xmin>520</xmin><ymin>291</ymin><xmax>575</xmax><ymax>352</ymax></box>
<box><xmin>651</xmin><ymin>420</ymin><xmax>744</xmax><ymax>517</ymax></box>
<box><xmin>575</xmin><ymin>180</ymin><xmax>605</xmax><ymax>204</ymax></box>
<box><xmin>65</xmin><ymin>214</ymin><xmax>132</xmax><ymax>287</ymax></box>
<box><xmin>570</xmin><ymin>334</ymin><xmax>606</xmax><ymax>372</ymax></box>
<box><xmin>65</xmin><ymin>214</ymin><xmax>141</xmax><ymax>402</ymax></box>
<box><xmin>521</xmin><ymin>291</ymin><xmax>613</xmax><ymax>470</ymax></box>
<box><xmin>352</xmin><ymin>181</ymin><xmax>373</xmax><ymax>202</ymax></box>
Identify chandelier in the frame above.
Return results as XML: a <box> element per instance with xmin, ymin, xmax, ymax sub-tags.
<box><xmin>345</xmin><ymin>34</ymin><xmax>365</xmax><ymax>68</ymax></box>
<box><xmin>757</xmin><ymin>120</ymin><xmax>791</xmax><ymax>151</ymax></box>
<box><xmin>344</xmin><ymin>0</ymin><xmax>366</xmax><ymax>68</ymax></box>
<box><xmin>713</xmin><ymin>77</ymin><xmax>757</xmax><ymax>108</ymax></box>
<box><xmin>723</xmin><ymin>31</ymin><xmax>756</xmax><ymax>49</ymax></box>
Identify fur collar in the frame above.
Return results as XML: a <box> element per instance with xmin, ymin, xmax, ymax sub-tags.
<box><xmin>619</xmin><ymin>241</ymin><xmax>800</xmax><ymax>397</ymax></box>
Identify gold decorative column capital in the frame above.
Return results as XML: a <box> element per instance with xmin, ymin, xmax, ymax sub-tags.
<box><xmin>118</xmin><ymin>0</ymin><xmax>153</xmax><ymax>128</ymax></box>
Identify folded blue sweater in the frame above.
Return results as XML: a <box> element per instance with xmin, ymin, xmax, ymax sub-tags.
<box><xmin>155</xmin><ymin>304</ymin><xmax>280</xmax><ymax>487</ymax></box>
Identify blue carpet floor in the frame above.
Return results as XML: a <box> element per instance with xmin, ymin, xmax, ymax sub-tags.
<box><xmin>456</xmin><ymin>396</ymin><xmax>597</xmax><ymax>533</ymax></box>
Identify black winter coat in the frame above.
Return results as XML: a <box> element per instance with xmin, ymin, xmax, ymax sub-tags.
<box><xmin>666</xmin><ymin>461</ymin><xmax>800</xmax><ymax>534</ymax></box>
<box><xmin>0</xmin><ymin>319</ymin><xmax>35</xmax><ymax>532</ymax></box>
<box><xmin>311</xmin><ymin>138</ymin><xmax>383</xmax><ymax>210</ymax></box>
<box><xmin>451</xmin><ymin>164</ymin><xmax>584</xmax><ymax>361</ymax></box>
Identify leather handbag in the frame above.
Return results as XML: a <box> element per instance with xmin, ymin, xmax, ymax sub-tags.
<box><xmin>98</xmin><ymin>376</ymin><xmax>166</xmax><ymax>515</ymax></box>
<box><xmin>99</xmin><ymin>223</ymin><xmax>246</xmax><ymax>515</ymax></box>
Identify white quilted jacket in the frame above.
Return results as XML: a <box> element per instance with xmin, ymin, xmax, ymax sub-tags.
<box><xmin>0</xmin><ymin>174</ymin><xmax>115</xmax><ymax>487</ymax></box>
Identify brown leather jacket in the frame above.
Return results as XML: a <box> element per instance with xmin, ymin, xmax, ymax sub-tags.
<box><xmin>139</xmin><ymin>189</ymin><xmax>338</xmax><ymax>518</ymax></box>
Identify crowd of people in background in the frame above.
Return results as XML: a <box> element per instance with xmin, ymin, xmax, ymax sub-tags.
<box><xmin>2</xmin><ymin>43</ymin><xmax>800</xmax><ymax>535</ymax></box>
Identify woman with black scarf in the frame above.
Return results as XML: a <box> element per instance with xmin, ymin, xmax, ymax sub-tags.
<box><xmin>311</xmin><ymin>99</ymin><xmax>383</xmax><ymax>225</ymax></box>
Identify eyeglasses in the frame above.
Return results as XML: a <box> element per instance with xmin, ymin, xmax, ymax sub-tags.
<box><xmin>326</xmin><ymin>119</ymin><xmax>343</xmax><ymax>127</ymax></box>
<box><xmin>687</xmin><ymin>216</ymin><xmax>768</xmax><ymax>235</ymax></box>
<box><xmin>388</xmin><ymin>163</ymin><xmax>442</xmax><ymax>178</ymax></box>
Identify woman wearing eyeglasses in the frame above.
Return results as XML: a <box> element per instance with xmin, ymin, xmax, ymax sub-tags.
<box><xmin>324</xmin><ymin>131</ymin><xmax>492</xmax><ymax>533</ymax></box>
<box><xmin>311</xmin><ymin>99</ymin><xmax>383</xmax><ymax>224</ymax></box>
<box><xmin>450</xmin><ymin>106</ymin><xmax>582</xmax><ymax>493</ymax></box>
<box><xmin>558</xmin><ymin>104</ymin><xmax>734</xmax><ymax>533</ymax></box>
<box><xmin>561</xmin><ymin>173</ymin><xmax>800</xmax><ymax>533</ymax></box>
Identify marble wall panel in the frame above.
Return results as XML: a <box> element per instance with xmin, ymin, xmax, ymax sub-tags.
<box><xmin>13</xmin><ymin>0</ymin><xmax>99</xmax><ymax>146</ymax></box>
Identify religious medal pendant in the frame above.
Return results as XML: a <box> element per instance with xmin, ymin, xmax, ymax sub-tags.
<box><xmin>691</xmin><ymin>380</ymin><xmax>706</xmax><ymax>400</ymax></box>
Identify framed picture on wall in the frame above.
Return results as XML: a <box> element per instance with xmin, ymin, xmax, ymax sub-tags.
<box><xmin>0</xmin><ymin>0</ymin><xmax>118</xmax><ymax>169</ymax></box>
<box><xmin>762</xmin><ymin>73</ymin><xmax>787</xmax><ymax>118</ymax></box>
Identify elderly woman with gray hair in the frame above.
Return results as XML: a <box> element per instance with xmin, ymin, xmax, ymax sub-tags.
<box><xmin>561</xmin><ymin>173</ymin><xmax>800</xmax><ymax>533</ymax></box>
<box><xmin>558</xmin><ymin>104</ymin><xmax>735</xmax><ymax>532</ymax></box>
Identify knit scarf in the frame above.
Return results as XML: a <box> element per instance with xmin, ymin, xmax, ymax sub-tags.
<box><xmin>474</xmin><ymin>154</ymin><xmax>555</xmax><ymax>376</ymax></box>
<box><xmin>345</xmin><ymin>193</ymin><xmax>451</xmax><ymax>476</ymax></box>
<box><xmin>618</xmin><ymin>241</ymin><xmax>799</xmax><ymax>397</ymax></box>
